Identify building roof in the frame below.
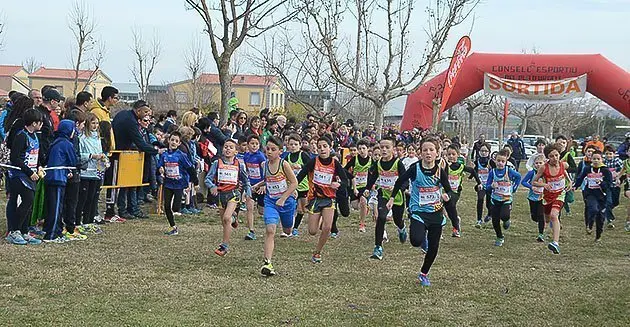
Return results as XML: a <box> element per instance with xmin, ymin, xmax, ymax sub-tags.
<box><xmin>0</xmin><ymin>65</ymin><xmax>24</xmax><ymax>77</ymax></box>
<box><xmin>198</xmin><ymin>73</ymin><xmax>277</xmax><ymax>86</ymax></box>
<box><xmin>30</xmin><ymin>67</ymin><xmax>112</xmax><ymax>82</ymax></box>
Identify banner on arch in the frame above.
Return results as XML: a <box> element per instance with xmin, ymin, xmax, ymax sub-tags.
<box><xmin>483</xmin><ymin>73</ymin><xmax>587</xmax><ymax>104</ymax></box>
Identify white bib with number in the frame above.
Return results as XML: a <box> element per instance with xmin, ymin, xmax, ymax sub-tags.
<box><xmin>218</xmin><ymin>164</ymin><xmax>239</xmax><ymax>185</ymax></box>
<box><xmin>246</xmin><ymin>163</ymin><xmax>261</xmax><ymax>180</ymax></box>
<box><xmin>26</xmin><ymin>149</ymin><xmax>38</xmax><ymax>169</ymax></box>
<box><xmin>448</xmin><ymin>175</ymin><xmax>461</xmax><ymax>190</ymax></box>
<box><xmin>548</xmin><ymin>178</ymin><xmax>565</xmax><ymax>192</ymax></box>
<box><xmin>165</xmin><ymin>162</ymin><xmax>180</xmax><ymax>179</ymax></box>
<box><xmin>495</xmin><ymin>181</ymin><xmax>512</xmax><ymax>196</ymax></box>
<box><xmin>587</xmin><ymin>172</ymin><xmax>603</xmax><ymax>189</ymax></box>
<box><xmin>418</xmin><ymin>186</ymin><xmax>441</xmax><ymax>205</ymax></box>
<box><xmin>478</xmin><ymin>168</ymin><xmax>489</xmax><ymax>184</ymax></box>
<box><xmin>267</xmin><ymin>175</ymin><xmax>288</xmax><ymax>199</ymax></box>
<box><xmin>355</xmin><ymin>171</ymin><xmax>368</xmax><ymax>187</ymax></box>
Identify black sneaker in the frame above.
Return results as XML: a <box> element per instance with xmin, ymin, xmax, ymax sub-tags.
<box><xmin>133</xmin><ymin>211</ymin><xmax>150</xmax><ymax>219</ymax></box>
<box><xmin>120</xmin><ymin>212</ymin><xmax>136</xmax><ymax>220</ymax></box>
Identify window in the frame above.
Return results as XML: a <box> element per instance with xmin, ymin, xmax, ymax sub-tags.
<box><xmin>279</xmin><ymin>94</ymin><xmax>284</xmax><ymax>107</ymax></box>
<box><xmin>272</xmin><ymin>93</ymin><xmax>277</xmax><ymax>107</ymax></box>
<box><xmin>249</xmin><ymin>92</ymin><xmax>261</xmax><ymax>106</ymax></box>
<box><xmin>175</xmin><ymin>92</ymin><xmax>189</xmax><ymax>103</ymax></box>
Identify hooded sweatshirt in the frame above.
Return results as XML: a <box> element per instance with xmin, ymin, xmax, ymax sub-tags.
<box><xmin>44</xmin><ymin>120</ymin><xmax>77</xmax><ymax>186</ymax></box>
<box><xmin>79</xmin><ymin>130</ymin><xmax>105</xmax><ymax>179</ymax></box>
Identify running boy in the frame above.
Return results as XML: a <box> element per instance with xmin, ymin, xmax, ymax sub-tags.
<box><xmin>472</xmin><ymin>143</ymin><xmax>494</xmax><ymax>227</ymax></box>
<box><xmin>573</xmin><ymin>150</ymin><xmax>612</xmax><ymax>241</ymax></box>
<box><xmin>389</xmin><ymin>138</ymin><xmax>451</xmax><ymax>287</ymax></box>
<box><xmin>158</xmin><ymin>131</ymin><xmax>199</xmax><ymax>235</ymax></box>
<box><xmin>444</xmin><ymin>144</ymin><xmax>480</xmax><ymax>237</ymax></box>
<box><xmin>603</xmin><ymin>145</ymin><xmax>622</xmax><ymax>227</ymax></box>
<box><xmin>294</xmin><ymin>135</ymin><xmax>348</xmax><ymax>263</ymax></box>
<box><xmin>485</xmin><ymin>149</ymin><xmax>522</xmax><ymax>247</ymax></box>
<box><xmin>344</xmin><ymin>139</ymin><xmax>372</xmax><ymax>233</ymax></box>
<box><xmin>205</xmin><ymin>139</ymin><xmax>251</xmax><ymax>256</ymax></box>
<box><xmin>284</xmin><ymin>134</ymin><xmax>311</xmax><ymax>237</ymax></box>
<box><xmin>243</xmin><ymin>134</ymin><xmax>266</xmax><ymax>240</ymax></box>
<box><xmin>253</xmin><ymin>136</ymin><xmax>299</xmax><ymax>276</ymax></box>
<box><xmin>521</xmin><ymin>154</ymin><xmax>546</xmax><ymax>242</ymax></box>
<box><xmin>532</xmin><ymin>144</ymin><xmax>572</xmax><ymax>254</ymax></box>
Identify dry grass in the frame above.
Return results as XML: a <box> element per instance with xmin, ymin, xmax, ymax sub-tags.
<box><xmin>0</xmin><ymin>188</ymin><xmax>629</xmax><ymax>327</ymax></box>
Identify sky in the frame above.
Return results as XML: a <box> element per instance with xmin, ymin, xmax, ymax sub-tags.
<box><xmin>0</xmin><ymin>0</ymin><xmax>628</xmax><ymax>112</ymax></box>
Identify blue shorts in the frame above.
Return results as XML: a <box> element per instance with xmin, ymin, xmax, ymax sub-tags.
<box><xmin>263</xmin><ymin>196</ymin><xmax>296</xmax><ymax>227</ymax></box>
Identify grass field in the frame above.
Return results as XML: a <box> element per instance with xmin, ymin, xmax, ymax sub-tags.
<box><xmin>0</xmin><ymin>188</ymin><xmax>629</xmax><ymax>327</ymax></box>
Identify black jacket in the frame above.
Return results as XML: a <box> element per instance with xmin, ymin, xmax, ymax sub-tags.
<box><xmin>35</xmin><ymin>105</ymin><xmax>54</xmax><ymax>166</ymax></box>
<box><xmin>112</xmin><ymin>109</ymin><xmax>157</xmax><ymax>154</ymax></box>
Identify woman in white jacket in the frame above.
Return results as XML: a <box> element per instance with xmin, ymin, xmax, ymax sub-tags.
<box><xmin>76</xmin><ymin>113</ymin><xmax>108</xmax><ymax>231</ymax></box>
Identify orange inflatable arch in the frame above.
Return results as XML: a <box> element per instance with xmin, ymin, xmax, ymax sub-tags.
<box><xmin>401</xmin><ymin>53</ymin><xmax>630</xmax><ymax>130</ymax></box>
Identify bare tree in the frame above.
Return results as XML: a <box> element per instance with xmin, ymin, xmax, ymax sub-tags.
<box><xmin>0</xmin><ymin>11</ymin><xmax>5</xmax><ymax>51</ymax></box>
<box><xmin>532</xmin><ymin>99</ymin><xmax>600</xmax><ymax>139</ymax></box>
<box><xmin>185</xmin><ymin>0</ymin><xmax>299</xmax><ymax>121</ymax></box>
<box><xmin>300</xmin><ymin>0</ymin><xmax>479</xmax><ymax>135</ymax></box>
<box><xmin>68</xmin><ymin>0</ymin><xmax>100</xmax><ymax>95</ymax></box>
<box><xmin>510</xmin><ymin>103</ymin><xmax>551</xmax><ymax>135</ymax></box>
<box><xmin>130</xmin><ymin>27</ymin><xmax>161</xmax><ymax>100</ymax></box>
<box><xmin>461</xmin><ymin>93</ymin><xmax>494</xmax><ymax>143</ymax></box>
<box><xmin>480</xmin><ymin>96</ymin><xmax>510</xmax><ymax>145</ymax></box>
<box><xmin>184</xmin><ymin>37</ymin><xmax>208</xmax><ymax>108</ymax></box>
<box><xmin>22</xmin><ymin>57</ymin><xmax>42</xmax><ymax>74</ymax></box>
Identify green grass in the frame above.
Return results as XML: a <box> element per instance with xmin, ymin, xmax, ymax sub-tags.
<box><xmin>0</xmin><ymin>188</ymin><xmax>629</xmax><ymax>327</ymax></box>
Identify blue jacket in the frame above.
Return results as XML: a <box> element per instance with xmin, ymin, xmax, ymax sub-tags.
<box><xmin>44</xmin><ymin>120</ymin><xmax>77</xmax><ymax>186</ymax></box>
<box><xmin>243</xmin><ymin>150</ymin><xmax>266</xmax><ymax>184</ymax></box>
<box><xmin>112</xmin><ymin>109</ymin><xmax>158</xmax><ymax>154</ymax></box>
<box><xmin>158</xmin><ymin>149</ymin><xmax>198</xmax><ymax>190</ymax></box>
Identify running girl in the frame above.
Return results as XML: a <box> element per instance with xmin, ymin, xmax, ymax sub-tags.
<box><xmin>573</xmin><ymin>150</ymin><xmax>612</xmax><ymax>241</ymax></box>
<box><xmin>472</xmin><ymin>143</ymin><xmax>494</xmax><ymax>228</ymax></box>
<box><xmin>294</xmin><ymin>135</ymin><xmax>348</xmax><ymax>263</ymax></box>
<box><xmin>444</xmin><ymin>144</ymin><xmax>480</xmax><ymax>237</ymax></box>
<box><xmin>205</xmin><ymin>139</ymin><xmax>251</xmax><ymax>256</ymax></box>
<box><xmin>521</xmin><ymin>154</ymin><xmax>546</xmax><ymax>242</ymax></box>
<box><xmin>389</xmin><ymin>138</ymin><xmax>451</xmax><ymax>287</ymax></box>
<box><xmin>603</xmin><ymin>145</ymin><xmax>622</xmax><ymax>227</ymax></box>
<box><xmin>485</xmin><ymin>149</ymin><xmax>522</xmax><ymax>247</ymax></box>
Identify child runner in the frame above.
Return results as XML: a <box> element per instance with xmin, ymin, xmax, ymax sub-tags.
<box><xmin>368</xmin><ymin>145</ymin><xmax>382</xmax><ymax>238</ymax></box>
<box><xmin>619</xmin><ymin>157</ymin><xmax>630</xmax><ymax>231</ymax></box>
<box><xmin>205</xmin><ymin>139</ymin><xmax>251</xmax><ymax>256</ymax></box>
<box><xmin>284</xmin><ymin>134</ymin><xmax>311</xmax><ymax>237</ymax></box>
<box><xmin>158</xmin><ymin>131</ymin><xmax>198</xmax><ymax>235</ymax></box>
<box><xmin>485</xmin><ymin>149</ymin><xmax>522</xmax><ymax>247</ymax></box>
<box><xmin>243</xmin><ymin>134</ymin><xmax>266</xmax><ymax>240</ymax></box>
<box><xmin>603</xmin><ymin>145</ymin><xmax>622</xmax><ymax>227</ymax></box>
<box><xmin>577</xmin><ymin>145</ymin><xmax>596</xmax><ymax>230</ymax></box>
<box><xmin>444</xmin><ymin>144</ymin><xmax>480</xmax><ymax>237</ymax></box>
<box><xmin>390</xmin><ymin>138</ymin><xmax>451</xmax><ymax>287</ymax></box>
<box><xmin>573</xmin><ymin>150</ymin><xmax>612</xmax><ymax>241</ymax></box>
<box><xmin>76</xmin><ymin>113</ymin><xmax>106</xmax><ymax>234</ymax></box>
<box><xmin>253</xmin><ymin>136</ymin><xmax>298</xmax><ymax>276</ymax></box>
<box><xmin>365</xmin><ymin>137</ymin><xmax>408</xmax><ymax>260</ymax></box>
<box><xmin>556</xmin><ymin>135</ymin><xmax>577</xmax><ymax>214</ymax></box>
<box><xmin>521</xmin><ymin>154</ymin><xmax>547</xmax><ymax>242</ymax></box>
<box><xmin>294</xmin><ymin>135</ymin><xmax>348</xmax><ymax>263</ymax></box>
<box><xmin>472</xmin><ymin>143</ymin><xmax>494</xmax><ymax>227</ymax></box>
<box><xmin>532</xmin><ymin>144</ymin><xmax>572</xmax><ymax>254</ymax></box>
<box><xmin>345</xmin><ymin>139</ymin><xmax>372</xmax><ymax>233</ymax></box>
<box><xmin>525</xmin><ymin>138</ymin><xmax>547</xmax><ymax>171</ymax></box>
<box><xmin>6</xmin><ymin>109</ymin><xmax>44</xmax><ymax>245</ymax></box>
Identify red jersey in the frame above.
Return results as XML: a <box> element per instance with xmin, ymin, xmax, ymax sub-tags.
<box><xmin>542</xmin><ymin>162</ymin><xmax>566</xmax><ymax>203</ymax></box>
<box><xmin>308</xmin><ymin>157</ymin><xmax>337</xmax><ymax>200</ymax></box>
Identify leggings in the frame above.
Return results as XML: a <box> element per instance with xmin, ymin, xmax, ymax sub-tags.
<box><xmin>76</xmin><ymin>179</ymin><xmax>101</xmax><ymax>225</ymax></box>
<box><xmin>476</xmin><ymin>189</ymin><xmax>491</xmax><ymax>221</ymax></box>
<box><xmin>444</xmin><ymin>191</ymin><xmax>461</xmax><ymax>230</ymax></box>
<box><xmin>164</xmin><ymin>187</ymin><xmax>184</xmax><ymax>227</ymax></box>
<box><xmin>528</xmin><ymin>199</ymin><xmax>545</xmax><ymax>234</ymax></box>
<box><xmin>6</xmin><ymin>177</ymin><xmax>34</xmax><ymax>234</ymax></box>
<box><xmin>491</xmin><ymin>200</ymin><xmax>511</xmax><ymax>239</ymax></box>
<box><xmin>375</xmin><ymin>197</ymin><xmax>405</xmax><ymax>247</ymax></box>
<box><xmin>65</xmin><ymin>181</ymin><xmax>80</xmax><ymax>233</ymax></box>
<box><xmin>585</xmin><ymin>194</ymin><xmax>606</xmax><ymax>239</ymax></box>
<box><xmin>409</xmin><ymin>213</ymin><xmax>443</xmax><ymax>274</ymax></box>
<box><xmin>331</xmin><ymin>193</ymin><xmax>350</xmax><ymax>234</ymax></box>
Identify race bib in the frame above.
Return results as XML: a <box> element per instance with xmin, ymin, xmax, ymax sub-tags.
<box><xmin>548</xmin><ymin>178</ymin><xmax>565</xmax><ymax>192</ymax></box>
<box><xmin>26</xmin><ymin>149</ymin><xmax>38</xmax><ymax>169</ymax></box>
<box><xmin>313</xmin><ymin>168</ymin><xmax>333</xmax><ymax>186</ymax></box>
<box><xmin>218</xmin><ymin>165</ymin><xmax>239</xmax><ymax>185</ymax></box>
<box><xmin>532</xmin><ymin>185</ymin><xmax>544</xmax><ymax>195</ymax></box>
<box><xmin>246</xmin><ymin>163</ymin><xmax>261</xmax><ymax>179</ymax></box>
<box><xmin>378</xmin><ymin>171</ymin><xmax>397</xmax><ymax>190</ymax></box>
<box><xmin>478</xmin><ymin>169</ymin><xmax>489</xmax><ymax>184</ymax></box>
<box><xmin>448</xmin><ymin>175</ymin><xmax>461</xmax><ymax>190</ymax></box>
<box><xmin>267</xmin><ymin>175</ymin><xmax>288</xmax><ymax>199</ymax></box>
<box><xmin>495</xmin><ymin>181</ymin><xmax>512</xmax><ymax>196</ymax></box>
<box><xmin>165</xmin><ymin>162</ymin><xmax>180</xmax><ymax>179</ymax></box>
<box><xmin>418</xmin><ymin>186</ymin><xmax>441</xmax><ymax>205</ymax></box>
<box><xmin>587</xmin><ymin>172</ymin><xmax>603</xmax><ymax>189</ymax></box>
<box><xmin>355</xmin><ymin>171</ymin><xmax>368</xmax><ymax>187</ymax></box>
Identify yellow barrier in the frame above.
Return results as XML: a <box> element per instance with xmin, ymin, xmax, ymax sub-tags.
<box><xmin>101</xmin><ymin>150</ymin><xmax>149</xmax><ymax>189</ymax></box>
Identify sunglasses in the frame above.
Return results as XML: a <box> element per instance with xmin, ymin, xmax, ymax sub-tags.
<box><xmin>239</xmin><ymin>116</ymin><xmax>247</xmax><ymax>120</ymax></box>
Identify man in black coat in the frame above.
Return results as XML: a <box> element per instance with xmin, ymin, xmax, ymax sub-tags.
<box><xmin>506</xmin><ymin>132</ymin><xmax>527</xmax><ymax>170</ymax></box>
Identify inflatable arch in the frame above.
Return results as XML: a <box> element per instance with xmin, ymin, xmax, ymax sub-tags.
<box><xmin>400</xmin><ymin>53</ymin><xmax>630</xmax><ymax>130</ymax></box>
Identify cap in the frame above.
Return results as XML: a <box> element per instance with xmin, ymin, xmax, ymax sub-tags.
<box><xmin>42</xmin><ymin>89</ymin><xmax>65</xmax><ymax>102</ymax></box>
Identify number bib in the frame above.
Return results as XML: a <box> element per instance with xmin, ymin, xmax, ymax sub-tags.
<box><xmin>448</xmin><ymin>175</ymin><xmax>461</xmax><ymax>190</ymax></box>
<box><xmin>165</xmin><ymin>162</ymin><xmax>180</xmax><ymax>179</ymax></box>
<box><xmin>266</xmin><ymin>174</ymin><xmax>288</xmax><ymax>199</ymax></box>
<box><xmin>478</xmin><ymin>168</ymin><xmax>489</xmax><ymax>184</ymax></box>
<box><xmin>218</xmin><ymin>165</ymin><xmax>239</xmax><ymax>185</ymax></box>
<box><xmin>378</xmin><ymin>171</ymin><xmax>397</xmax><ymax>190</ymax></box>
<box><xmin>26</xmin><ymin>149</ymin><xmax>38</xmax><ymax>169</ymax></box>
<box><xmin>587</xmin><ymin>172</ymin><xmax>603</xmax><ymax>189</ymax></box>
<box><xmin>548</xmin><ymin>178</ymin><xmax>565</xmax><ymax>192</ymax></box>
<box><xmin>418</xmin><ymin>186</ymin><xmax>441</xmax><ymax>205</ymax></box>
<box><xmin>313</xmin><ymin>166</ymin><xmax>334</xmax><ymax>186</ymax></box>
<box><xmin>355</xmin><ymin>171</ymin><xmax>368</xmax><ymax>188</ymax></box>
<box><xmin>495</xmin><ymin>181</ymin><xmax>512</xmax><ymax>196</ymax></box>
<box><xmin>532</xmin><ymin>185</ymin><xmax>544</xmax><ymax>195</ymax></box>
<box><xmin>246</xmin><ymin>163</ymin><xmax>261</xmax><ymax>180</ymax></box>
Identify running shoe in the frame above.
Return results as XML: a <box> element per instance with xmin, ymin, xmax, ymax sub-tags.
<box><xmin>383</xmin><ymin>230</ymin><xmax>389</xmax><ymax>243</ymax></box>
<box><xmin>104</xmin><ymin>215</ymin><xmax>126</xmax><ymax>223</ymax></box>
<box><xmin>173</xmin><ymin>212</ymin><xmax>182</xmax><ymax>216</ymax></box>
<box><xmin>6</xmin><ymin>231</ymin><xmax>27</xmax><ymax>245</ymax></box>
<box><xmin>452</xmin><ymin>228</ymin><xmax>461</xmax><ymax>238</ymax></box>
<box><xmin>330</xmin><ymin>232</ymin><xmax>339</xmax><ymax>239</ymax></box>
<box><xmin>43</xmin><ymin>236</ymin><xmax>66</xmax><ymax>244</ymax></box>
<box><xmin>417</xmin><ymin>273</ymin><xmax>431</xmax><ymax>287</ymax></box>
<box><xmin>214</xmin><ymin>243</ymin><xmax>228</xmax><ymax>257</ymax></box>
<box><xmin>398</xmin><ymin>227</ymin><xmax>408</xmax><ymax>243</ymax></box>
<box><xmin>536</xmin><ymin>234</ymin><xmax>545</xmax><ymax>243</ymax></box>
<box><xmin>483</xmin><ymin>215</ymin><xmax>491</xmax><ymax>223</ymax></box>
<box><xmin>231</xmin><ymin>214</ymin><xmax>239</xmax><ymax>229</ymax></box>
<box><xmin>64</xmin><ymin>231</ymin><xmax>87</xmax><ymax>241</ymax></box>
<box><xmin>181</xmin><ymin>208</ymin><xmax>192</xmax><ymax>215</ymax></box>
<box><xmin>503</xmin><ymin>220</ymin><xmax>511</xmax><ymax>230</ymax></box>
<box><xmin>94</xmin><ymin>215</ymin><xmax>105</xmax><ymax>224</ymax></box>
<box><xmin>261</xmin><ymin>260</ymin><xmax>276</xmax><ymax>276</ymax></box>
<box><xmin>370</xmin><ymin>246</ymin><xmax>383</xmax><ymax>260</ymax></box>
<box><xmin>625</xmin><ymin>221</ymin><xmax>630</xmax><ymax>232</ymax></box>
<box><xmin>311</xmin><ymin>253</ymin><xmax>322</xmax><ymax>263</ymax></box>
<box><xmin>28</xmin><ymin>226</ymin><xmax>46</xmax><ymax>237</ymax></box>
<box><xmin>239</xmin><ymin>202</ymin><xmax>247</xmax><ymax>212</ymax></box>
<box><xmin>595</xmin><ymin>237</ymin><xmax>601</xmax><ymax>243</ymax></box>
<box><xmin>586</xmin><ymin>228</ymin><xmax>593</xmax><ymax>235</ymax></box>
<box><xmin>76</xmin><ymin>225</ymin><xmax>89</xmax><ymax>235</ymax></box>
<box><xmin>190</xmin><ymin>208</ymin><xmax>202</xmax><ymax>214</ymax></box>
<box><xmin>134</xmin><ymin>211</ymin><xmax>149</xmax><ymax>219</ymax></box>
<box><xmin>89</xmin><ymin>224</ymin><xmax>104</xmax><ymax>235</ymax></box>
<box><xmin>475</xmin><ymin>220</ymin><xmax>482</xmax><ymax>229</ymax></box>
<box><xmin>144</xmin><ymin>194</ymin><xmax>154</xmax><ymax>203</ymax></box>
<box><xmin>607</xmin><ymin>222</ymin><xmax>615</xmax><ymax>229</ymax></box>
<box><xmin>494</xmin><ymin>237</ymin><xmax>505</xmax><ymax>247</ymax></box>
<box><xmin>22</xmin><ymin>233</ymin><xmax>42</xmax><ymax>245</ymax></box>
<box><xmin>279</xmin><ymin>232</ymin><xmax>290</xmax><ymax>238</ymax></box>
<box><xmin>291</xmin><ymin>229</ymin><xmax>299</xmax><ymax>237</ymax></box>
<box><xmin>547</xmin><ymin>241</ymin><xmax>560</xmax><ymax>254</ymax></box>
<box><xmin>165</xmin><ymin>227</ymin><xmax>179</xmax><ymax>236</ymax></box>
<box><xmin>245</xmin><ymin>231</ymin><xmax>257</xmax><ymax>240</ymax></box>
<box><xmin>359</xmin><ymin>223</ymin><xmax>366</xmax><ymax>233</ymax></box>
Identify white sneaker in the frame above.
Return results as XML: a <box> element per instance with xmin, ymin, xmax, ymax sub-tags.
<box><xmin>173</xmin><ymin>212</ymin><xmax>182</xmax><ymax>216</ymax></box>
<box><xmin>383</xmin><ymin>230</ymin><xmax>389</xmax><ymax>243</ymax></box>
<box><xmin>279</xmin><ymin>232</ymin><xmax>290</xmax><ymax>238</ymax></box>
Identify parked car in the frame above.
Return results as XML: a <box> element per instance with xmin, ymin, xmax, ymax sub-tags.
<box><xmin>486</xmin><ymin>140</ymin><xmax>500</xmax><ymax>157</ymax></box>
<box><xmin>524</xmin><ymin>145</ymin><xmax>536</xmax><ymax>157</ymax></box>
<box><xmin>522</xmin><ymin>134</ymin><xmax>547</xmax><ymax>146</ymax></box>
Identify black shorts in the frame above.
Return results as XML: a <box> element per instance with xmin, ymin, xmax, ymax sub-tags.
<box><xmin>297</xmin><ymin>190</ymin><xmax>308</xmax><ymax>199</ymax></box>
<box><xmin>307</xmin><ymin>197</ymin><xmax>336</xmax><ymax>214</ymax></box>
<box><xmin>251</xmin><ymin>192</ymin><xmax>265</xmax><ymax>207</ymax></box>
<box><xmin>218</xmin><ymin>190</ymin><xmax>241</xmax><ymax>209</ymax></box>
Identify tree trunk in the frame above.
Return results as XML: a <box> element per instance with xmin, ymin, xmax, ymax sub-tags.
<box><xmin>498</xmin><ymin>116</ymin><xmax>505</xmax><ymax>146</ymax></box>
<box><xmin>467</xmin><ymin>107</ymin><xmax>475</xmax><ymax>147</ymax></box>
<box><xmin>520</xmin><ymin>116</ymin><xmax>528</xmax><ymax>135</ymax></box>
<box><xmin>218</xmin><ymin>61</ymin><xmax>231</xmax><ymax>123</ymax></box>
<box><xmin>431</xmin><ymin>99</ymin><xmax>440</xmax><ymax>131</ymax></box>
<box><xmin>374</xmin><ymin>103</ymin><xmax>384</xmax><ymax>139</ymax></box>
